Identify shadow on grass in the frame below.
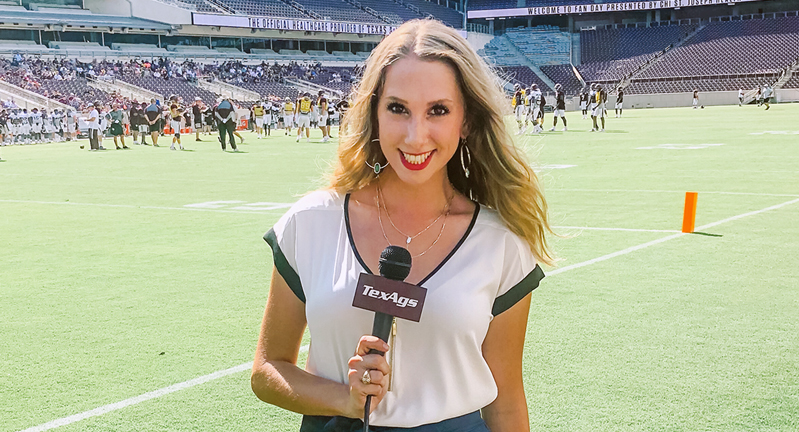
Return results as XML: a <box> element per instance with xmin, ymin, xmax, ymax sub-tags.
<box><xmin>690</xmin><ymin>231</ymin><xmax>723</xmax><ymax>237</ymax></box>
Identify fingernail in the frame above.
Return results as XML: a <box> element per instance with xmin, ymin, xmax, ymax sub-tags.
<box><xmin>383</xmin><ymin>342</ymin><xmax>389</xmax><ymax>350</ymax></box>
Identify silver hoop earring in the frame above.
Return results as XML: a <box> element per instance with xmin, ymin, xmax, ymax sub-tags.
<box><xmin>365</xmin><ymin>138</ymin><xmax>389</xmax><ymax>175</ymax></box>
<box><xmin>460</xmin><ymin>139</ymin><xmax>471</xmax><ymax>179</ymax></box>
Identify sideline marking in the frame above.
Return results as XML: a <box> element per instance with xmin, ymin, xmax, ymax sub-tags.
<box><xmin>18</xmin><ymin>345</ymin><xmax>310</xmax><ymax>432</ymax></box>
<box><xmin>0</xmin><ymin>199</ymin><xmax>293</xmax><ymax>215</ymax></box>
<box><xmin>549</xmin><ymin>197</ymin><xmax>799</xmax><ymax>276</ymax></box>
<box><xmin>550</xmin><ymin>189</ymin><xmax>799</xmax><ymax>198</ymax></box>
<box><xmin>553</xmin><ymin>226</ymin><xmax>679</xmax><ymax>233</ymax></box>
<box><xmin>17</xmin><ymin>198</ymin><xmax>799</xmax><ymax>432</ymax></box>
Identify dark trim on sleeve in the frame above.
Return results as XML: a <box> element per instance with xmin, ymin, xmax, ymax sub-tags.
<box><xmin>492</xmin><ymin>264</ymin><xmax>544</xmax><ymax>316</ymax></box>
<box><xmin>264</xmin><ymin>228</ymin><xmax>305</xmax><ymax>303</ymax></box>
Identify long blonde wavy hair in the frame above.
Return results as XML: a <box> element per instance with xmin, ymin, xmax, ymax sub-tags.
<box><xmin>330</xmin><ymin>19</ymin><xmax>556</xmax><ymax>267</ymax></box>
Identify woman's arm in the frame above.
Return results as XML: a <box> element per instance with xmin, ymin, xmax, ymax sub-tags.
<box><xmin>481</xmin><ymin>293</ymin><xmax>533</xmax><ymax>432</ymax></box>
<box><xmin>251</xmin><ymin>267</ymin><xmax>391</xmax><ymax>418</ymax></box>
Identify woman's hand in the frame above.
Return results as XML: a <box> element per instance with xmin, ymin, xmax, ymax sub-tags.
<box><xmin>342</xmin><ymin>335</ymin><xmax>392</xmax><ymax>418</ymax></box>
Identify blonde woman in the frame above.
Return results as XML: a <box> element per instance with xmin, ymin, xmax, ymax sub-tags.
<box><xmin>252</xmin><ymin>19</ymin><xmax>555</xmax><ymax>431</ymax></box>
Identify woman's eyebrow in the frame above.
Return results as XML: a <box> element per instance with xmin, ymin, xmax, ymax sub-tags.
<box><xmin>384</xmin><ymin>96</ymin><xmax>453</xmax><ymax>105</ymax></box>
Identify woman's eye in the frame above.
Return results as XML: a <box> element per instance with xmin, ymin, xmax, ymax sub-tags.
<box><xmin>430</xmin><ymin>105</ymin><xmax>449</xmax><ymax>116</ymax></box>
<box><xmin>387</xmin><ymin>103</ymin><xmax>406</xmax><ymax>114</ymax></box>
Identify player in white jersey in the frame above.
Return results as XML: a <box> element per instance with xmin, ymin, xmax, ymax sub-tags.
<box><xmin>525</xmin><ymin>84</ymin><xmax>542</xmax><ymax>134</ymax></box>
<box><xmin>762</xmin><ymin>84</ymin><xmax>773</xmax><ymax>110</ymax></box>
<box><xmin>30</xmin><ymin>108</ymin><xmax>44</xmax><ymax>143</ymax></box>
<box><xmin>738</xmin><ymin>89</ymin><xmax>744</xmax><ymax>106</ymax></box>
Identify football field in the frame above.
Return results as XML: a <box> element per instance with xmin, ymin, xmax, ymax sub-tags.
<box><xmin>2</xmin><ymin>104</ymin><xmax>798</xmax><ymax>431</ymax></box>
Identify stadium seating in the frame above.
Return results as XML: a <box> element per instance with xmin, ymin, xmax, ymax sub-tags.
<box><xmin>291</xmin><ymin>0</ymin><xmax>384</xmax><ymax>23</ymax></box>
<box><xmin>408</xmin><ymin>0</ymin><xmax>463</xmax><ymax>28</ymax></box>
<box><xmin>467</xmin><ymin>0</ymin><xmax>517</xmax><ymax>10</ymax></box>
<box><xmin>625</xmin><ymin>76</ymin><xmax>778</xmax><ymax>94</ymax></box>
<box><xmin>354</xmin><ymin>0</ymin><xmax>422</xmax><ymax>24</ymax></box>
<box><xmin>505</xmin><ymin>26</ymin><xmax>570</xmax><ymax>65</ymax></box>
<box><xmin>117</xmin><ymin>75</ymin><xmax>218</xmax><ymax>105</ymax></box>
<box><xmin>539</xmin><ymin>64</ymin><xmax>582</xmax><ymax>95</ymax></box>
<box><xmin>580</xmin><ymin>25</ymin><xmax>696</xmax><ymax>64</ymax></box>
<box><xmin>218</xmin><ymin>0</ymin><xmax>309</xmax><ymax>18</ymax></box>
<box><xmin>784</xmin><ymin>73</ymin><xmax>799</xmax><ymax>89</ymax></box>
<box><xmin>637</xmin><ymin>16</ymin><xmax>799</xmax><ymax>79</ymax></box>
<box><xmin>497</xmin><ymin>66</ymin><xmax>552</xmax><ymax>92</ymax></box>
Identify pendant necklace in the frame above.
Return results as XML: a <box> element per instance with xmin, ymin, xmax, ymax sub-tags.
<box><xmin>377</xmin><ymin>183</ymin><xmax>451</xmax><ymax>245</ymax></box>
<box><xmin>375</xmin><ymin>183</ymin><xmax>453</xmax><ymax>257</ymax></box>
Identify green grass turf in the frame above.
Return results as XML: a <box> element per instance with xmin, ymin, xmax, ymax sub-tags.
<box><xmin>2</xmin><ymin>104</ymin><xmax>798</xmax><ymax>431</ymax></box>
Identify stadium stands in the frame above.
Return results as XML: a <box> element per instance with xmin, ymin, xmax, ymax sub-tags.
<box><xmin>467</xmin><ymin>0</ymin><xmax>517</xmax><ymax>10</ymax></box>
<box><xmin>292</xmin><ymin>0</ymin><xmax>384</xmax><ymax>23</ymax></box>
<box><xmin>479</xmin><ymin>26</ymin><xmax>571</xmax><ymax>66</ymax></box>
<box><xmin>539</xmin><ymin>64</ymin><xmax>582</xmax><ymax>95</ymax></box>
<box><xmin>625</xmin><ymin>76</ymin><xmax>779</xmax><ymax>94</ymax></box>
<box><xmin>580</xmin><ymin>25</ymin><xmax>697</xmax><ymax>64</ymax></box>
<box><xmin>354</xmin><ymin>0</ymin><xmax>422</xmax><ymax>24</ymax></box>
<box><xmin>409</xmin><ymin>1</ymin><xmax>463</xmax><ymax>28</ymax></box>
<box><xmin>505</xmin><ymin>26</ymin><xmax>570</xmax><ymax>65</ymax></box>
<box><xmin>117</xmin><ymin>75</ymin><xmax>219</xmax><ymax>105</ymax></box>
<box><xmin>637</xmin><ymin>16</ymin><xmax>799</xmax><ymax>79</ymax></box>
<box><xmin>497</xmin><ymin>66</ymin><xmax>552</xmax><ymax>92</ymax></box>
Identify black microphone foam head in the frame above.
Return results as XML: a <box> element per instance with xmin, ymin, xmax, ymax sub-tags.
<box><xmin>378</xmin><ymin>246</ymin><xmax>412</xmax><ymax>281</ymax></box>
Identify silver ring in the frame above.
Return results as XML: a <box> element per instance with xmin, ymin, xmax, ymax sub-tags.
<box><xmin>361</xmin><ymin>370</ymin><xmax>372</xmax><ymax>385</ymax></box>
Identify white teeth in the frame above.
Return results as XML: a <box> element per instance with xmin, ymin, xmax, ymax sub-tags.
<box><xmin>402</xmin><ymin>150</ymin><xmax>432</xmax><ymax>165</ymax></box>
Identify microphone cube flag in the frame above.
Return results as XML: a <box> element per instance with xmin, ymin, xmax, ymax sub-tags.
<box><xmin>353</xmin><ymin>273</ymin><xmax>427</xmax><ymax>323</ymax></box>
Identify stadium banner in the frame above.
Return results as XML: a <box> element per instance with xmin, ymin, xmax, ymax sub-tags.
<box><xmin>192</xmin><ymin>13</ymin><xmax>396</xmax><ymax>35</ymax></box>
<box><xmin>467</xmin><ymin>0</ymin><xmax>761</xmax><ymax>18</ymax></box>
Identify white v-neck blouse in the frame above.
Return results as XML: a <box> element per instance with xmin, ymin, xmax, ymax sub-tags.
<box><xmin>265</xmin><ymin>190</ymin><xmax>544</xmax><ymax>428</ymax></box>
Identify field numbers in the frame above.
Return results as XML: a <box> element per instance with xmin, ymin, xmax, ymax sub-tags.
<box><xmin>637</xmin><ymin>143</ymin><xmax>725</xmax><ymax>150</ymax></box>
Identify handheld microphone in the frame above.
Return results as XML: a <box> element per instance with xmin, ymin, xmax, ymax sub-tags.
<box><xmin>351</xmin><ymin>246</ymin><xmax>426</xmax><ymax>432</ymax></box>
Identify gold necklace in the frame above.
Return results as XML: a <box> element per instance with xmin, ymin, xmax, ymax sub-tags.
<box><xmin>377</xmin><ymin>183</ymin><xmax>451</xmax><ymax>245</ymax></box>
<box><xmin>375</xmin><ymin>184</ymin><xmax>453</xmax><ymax>258</ymax></box>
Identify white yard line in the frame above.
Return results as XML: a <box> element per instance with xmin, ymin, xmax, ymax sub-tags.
<box><xmin>17</xmin><ymin>198</ymin><xmax>799</xmax><ymax>432</ymax></box>
<box><xmin>18</xmin><ymin>345</ymin><xmax>310</xmax><ymax>432</ymax></box>
<box><xmin>0</xmin><ymin>199</ymin><xmax>292</xmax><ymax>214</ymax></box>
<box><xmin>553</xmin><ymin>226</ymin><xmax>679</xmax><ymax>233</ymax></box>
<box><xmin>551</xmin><ymin>188</ymin><xmax>799</xmax><ymax>198</ymax></box>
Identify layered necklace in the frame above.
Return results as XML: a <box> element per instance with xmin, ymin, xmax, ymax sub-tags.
<box><xmin>375</xmin><ymin>183</ymin><xmax>454</xmax><ymax>258</ymax></box>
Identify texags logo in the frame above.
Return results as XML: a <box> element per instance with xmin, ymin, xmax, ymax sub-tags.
<box><xmin>361</xmin><ymin>285</ymin><xmax>418</xmax><ymax>308</ymax></box>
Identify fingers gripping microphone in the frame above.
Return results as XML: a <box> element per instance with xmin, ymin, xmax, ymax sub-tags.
<box><xmin>351</xmin><ymin>246</ymin><xmax>426</xmax><ymax>432</ymax></box>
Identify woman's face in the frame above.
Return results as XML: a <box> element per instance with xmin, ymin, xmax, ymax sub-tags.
<box><xmin>377</xmin><ymin>55</ymin><xmax>466</xmax><ymax>187</ymax></box>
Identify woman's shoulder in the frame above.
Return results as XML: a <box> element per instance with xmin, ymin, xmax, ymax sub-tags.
<box><xmin>472</xmin><ymin>205</ymin><xmax>531</xmax><ymax>252</ymax></box>
<box><xmin>285</xmin><ymin>189</ymin><xmax>345</xmax><ymax>217</ymax></box>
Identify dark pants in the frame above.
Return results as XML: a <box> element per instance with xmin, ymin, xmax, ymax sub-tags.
<box><xmin>89</xmin><ymin>129</ymin><xmax>100</xmax><ymax>150</ymax></box>
<box><xmin>300</xmin><ymin>411</ymin><xmax>489</xmax><ymax>432</ymax></box>
<box><xmin>218</xmin><ymin>121</ymin><xmax>237</xmax><ymax>150</ymax></box>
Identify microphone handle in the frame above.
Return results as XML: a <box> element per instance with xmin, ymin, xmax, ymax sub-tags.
<box><xmin>364</xmin><ymin>311</ymin><xmax>394</xmax><ymax>431</ymax></box>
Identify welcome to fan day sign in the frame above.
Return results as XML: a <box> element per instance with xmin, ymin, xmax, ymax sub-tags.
<box><xmin>468</xmin><ymin>0</ymin><xmax>761</xmax><ymax>18</ymax></box>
